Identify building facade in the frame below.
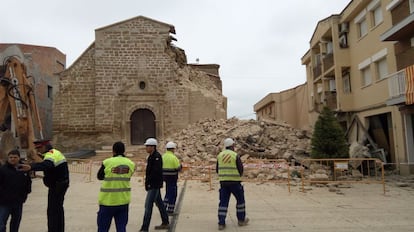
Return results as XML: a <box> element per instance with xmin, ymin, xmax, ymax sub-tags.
<box><xmin>255</xmin><ymin>0</ymin><xmax>414</xmax><ymax>174</ymax></box>
<box><xmin>53</xmin><ymin>16</ymin><xmax>227</xmax><ymax>151</ymax></box>
<box><xmin>254</xmin><ymin>83</ymin><xmax>310</xmax><ymax>130</ymax></box>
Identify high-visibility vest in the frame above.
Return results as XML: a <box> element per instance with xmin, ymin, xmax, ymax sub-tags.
<box><xmin>217</xmin><ymin>150</ymin><xmax>241</xmax><ymax>181</ymax></box>
<box><xmin>99</xmin><ymin>156</ymin><xmax>135</xmax><ymax>206</ymax></box>
<box><xmin>43</xmin><ymin>149</ymin><xmax>66</xmax><ymax>166</ymax></box>
<box><xmin>162</xmin><ymin>151</ymin><xmax>181</xmax><ymax>176</ymax></box>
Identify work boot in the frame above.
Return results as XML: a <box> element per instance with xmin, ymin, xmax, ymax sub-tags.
<box><xmin>238</xmin><ymin>217</ymin><xmax>249</xmax><ymax>226</ymax></box>
<box><xmin>218</xmin><ymin>224</ymin><xmax>225</xmax><ymax>230</ymax></box>
<box><xmin>154</xmin><ymin>223</ymin><xmax>170</xmax><ymax>230</ymax></box>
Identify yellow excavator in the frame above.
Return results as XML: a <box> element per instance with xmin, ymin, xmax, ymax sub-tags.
<box><xmin>0</xmin><ymin>56</ymin><xmax>43</xmax><ymax>162</ymax></box>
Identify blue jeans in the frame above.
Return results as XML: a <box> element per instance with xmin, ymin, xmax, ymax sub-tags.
<box><xmin>218</xmin><ymin>183</ymin><xmax>246</xmax><ymax>225</ymax></box>
<box><xmin>97</xmin><ymin>204</ymin><xmax>129</xmax><ymax>232</ymax></box>
<box><xmin>0</xmin><ymin>204</ymin><xmax>23</xmax><ymax>232</ymax></box>
<box><xmin>140</xmin><ymin>188</ymin><xmax>169</xmax><ymax>231</ymax></box>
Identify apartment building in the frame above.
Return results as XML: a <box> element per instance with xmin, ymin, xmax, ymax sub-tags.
<box><xmin>254</xmin><ymin>83</ymin><xmax>310</xmax><ymax>130</ymax></box>
<box><xmin>380</xmin><ymin>0</ymin><xmax>414</xmax><ymax>174</ymax></box>
<box><xmin>255</xmin><ymin>0</ymin><xmax>414</xmax><ymax>174</ymax></box>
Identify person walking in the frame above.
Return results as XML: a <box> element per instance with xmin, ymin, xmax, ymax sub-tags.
<box><xmin>19</xmin><ymin>139</ymin><xmax>69</xmax><ymax>232</ymax></box>
<box><xmin>161</xmin><ymin>141</ymin><xmax>182</xmax><ymax>215</ymax></box>
<box><xmin>139</xmin><ymin>138</ymin><xmax>170</xmax><ymax>232</ymax></box>
<box><xmin>216</xmin><ymin>138</ymin><xmax>249</xmax><ymax>230</ymax></box>
<box><xmin>0</xmin><ymin>150</ymin><xmax>32</xmax><ymax>232</ymax></box>
<box><xmin>97</xmin><ymin>141</ymin><xmax>135</xmax><ymax>232</ymax></box>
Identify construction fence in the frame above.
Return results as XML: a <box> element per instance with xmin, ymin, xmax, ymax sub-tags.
<box><xmin>67</xmin><ymin>157</ymin><xmax>386</xmax><ymax>194</ymax></box>
<box><xmin>300</xmin><ymin>158</ymin><xmax>385</xmax><ymax>194</ymax></box>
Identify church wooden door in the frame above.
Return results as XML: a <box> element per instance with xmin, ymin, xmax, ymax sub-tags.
<box><xmin>130</xmin><ymin>109</ymin><xmax>156</xmax><ymax>145</ymax></box>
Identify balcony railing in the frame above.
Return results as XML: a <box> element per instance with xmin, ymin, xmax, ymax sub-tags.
<box><xmin>312</xmin><ymin>64</ymin><xmax>322</xmax><ymax>79</ymax></box>
<box><xmin>387</xmin><ymin>69</ymin><xmax>406</xmax><ymax>105</ymax></box>
<box><xmin>323</xmin><ymin>53</ymin><xmax>334</xmax><ymax>70</ymax></box>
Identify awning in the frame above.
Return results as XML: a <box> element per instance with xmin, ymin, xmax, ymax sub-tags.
<box><xmin>405</xmin><ymin>64</ymin><xmax>414</xmax><ymax>105</ymax></box>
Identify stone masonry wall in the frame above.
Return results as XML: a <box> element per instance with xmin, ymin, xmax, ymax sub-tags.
<box><xmin>53</xmin><ymin>16</ymin><xmax>226</xmax><ymax>151</ymax></box>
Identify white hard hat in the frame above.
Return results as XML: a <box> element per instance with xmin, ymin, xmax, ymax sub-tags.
<box><xmin>166</xmin><ymin>141</ymin><xmax>177</xmax><ymax>149</ymax></box>
<box><xmin>223</xmin><ymin>138</ymin><xmax>235</xmax><ymax>148</ymax></box>
<box><xmin>144</xmin><ymin>138</ymin><xmax>158</xmax><ymax>146</ymax></box>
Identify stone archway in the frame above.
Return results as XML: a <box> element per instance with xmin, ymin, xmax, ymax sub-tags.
<box><xmin>130</xmin><ymin>109</ymin><xmax>156</xmax><ymax>145</ymax></box>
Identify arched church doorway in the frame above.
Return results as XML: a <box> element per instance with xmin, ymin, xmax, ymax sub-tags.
<box><xmin>130</xmin><ymin>109</ymin><xmax>156</xmax><ymax>145</ymax></box>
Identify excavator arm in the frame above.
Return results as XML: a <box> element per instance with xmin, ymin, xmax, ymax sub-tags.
<box><xmin>0</xmin><ymin>56</ymin><xmax>43</xmax><ymax>161</ymax></box>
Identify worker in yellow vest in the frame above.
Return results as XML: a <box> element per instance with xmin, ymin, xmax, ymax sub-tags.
<box><xmin>216</xmin><ymin>138</ymin><xmax>249</xmax><ymax>230</ymax></box>
<box><xmin>97</xmin><ymin>141</ymin><xmax>135</xmax><ymax>232</ymax></box>
<box><xmin>162</xmin><ymin>141</ymin><xmax>182</xmax><ymax>215</ymax></box>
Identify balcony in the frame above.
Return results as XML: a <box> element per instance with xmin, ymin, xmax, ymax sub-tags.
<box><xmin>322</xmin><ymin>53</ymin><xmax>334</xmax><ymax>71</ymax></box>
<box><xmin>386</xmin><ymin>69</ymin><xmax>406</xmax><ymax>105</ymax></box>
<box><xmin>325</xmin><ymin>91</ymin><xmax>337</xmax><ymax>110</ymax></box>
<box><xmin>313</xmin><ymin>64</ymin><xmax>322</xmax><ymax>79</ymax></box>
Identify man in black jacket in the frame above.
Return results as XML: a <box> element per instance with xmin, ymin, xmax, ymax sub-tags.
<box><xmin>139</xmin><ymin>138</ymin><xmax>169</xmax><ymax>232</ymax></box>
<box><xmin>0</xmin><ymin>150</ymin><xmax>32</xmax><ymax>232</ymax></box>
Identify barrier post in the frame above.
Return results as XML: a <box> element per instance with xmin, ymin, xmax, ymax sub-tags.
<box><xmin>87</xmin><ymin>160</ymin><xmax>92</xmax><ymax>182</ymax></box>
<box><xmin>208</xmin><ymin>165</ymin><xmax>212</xmax><ymax>191</ymax></box>
<box><xmin>301</xmin><ymin>165</ymin><xmax>305</xmax><ymax>193</ymax></box>
<box><xmin>381</xmin><ymin>162</ymin><xmax>386</xmax><ymax>195</ymax></box>
<box><xmin>287</xmin><ymin>164</ymin><xmax>291</xmax><ymax>193</ymax></box>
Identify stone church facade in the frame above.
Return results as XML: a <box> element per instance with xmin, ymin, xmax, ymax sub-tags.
<box><xmin>53</xmin><ymin>16</ymin><xmax>227</xmax><ymax>151</ymax></box>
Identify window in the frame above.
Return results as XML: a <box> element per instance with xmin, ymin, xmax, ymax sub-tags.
<box><xmin>358</xmin><ymin>18</ymin><xmax>368</xmax><ymax>37</ymax></box>
<box><xmin>314</xmin><ymin>54</ymin><xmax>321</xmax><ymax>66</ymax></box>
<box><xmin>354</xmin><ymin>9</ymin><xmax>367</xmax><ymax>38</ymax></box>
<box><xmin>376</xmin><ymin>58</ymin><xmax>388</xmax><ymax>80</ymax></box>
<box><xmin>368</xmin><ymin>0</ymin><xmax>382</xmax><ymax>27</ymax></box>
<box><xmin>372</xmin><ymin>6</ymin><xmax>383</xmax><ymax>27</ymax></box>
<box><xmin>361</xmin><ymin>66</ymin><xmax>372</xmax><ymax>86</ymax></box>
<box><xmin>343</xmin><ymin>73</ymin><xmax>351</xmax><ymax>94</ymax></box>
<box><xmin>139</xmin><ymin>81</ymin><xmax>146</xmax><ymax>90</ymax></box>
<box><xmin>410</xmin><ymin>0</ymin><xmax>414</xmax><ymax>13</ymax></box>
<box><xmin>326</xmin><ymin>42</ymin><xmax>333</xmax><ymax>54</ymax></box>
<box><xmin>47</xmin><ymin>85</ymin><xmax>53</xmax><ymax>99</ymax></box>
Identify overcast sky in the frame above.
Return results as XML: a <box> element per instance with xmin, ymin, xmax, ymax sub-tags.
<box><xmin>1</xmin><ymin>0</ymin><xmax>351</xmax><ymax>119</ymax></box>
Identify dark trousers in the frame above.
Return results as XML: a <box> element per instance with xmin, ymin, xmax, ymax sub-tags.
<box><xmin>47</xmin><ymin>180</ymin><xmax>69</xmax><ymax>232</ymax></box>
<box><xmin>0</xmin><ymin>204</ymin><xmax>23</xmax><ymax>232</ymax></box>
<box><xmin>163</xmin><ymin>178</ymin><xmax>178</xmax><ymax>213</ymax></box>
<box><xmin>97</xmin><ymin>204</ymin><xmax>129</xmax><ymax>232</ymax></box>
<box><xmin>218</xmin><ymin>183</ymin><xmax>246</xmax><ymax>225</ymax></box>
<box><xmin>140</xmin><ymin>188</ymin><xmax>169</xmax><ymax>231</ymax></box>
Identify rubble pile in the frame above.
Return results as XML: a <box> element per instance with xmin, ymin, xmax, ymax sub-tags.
<box><xmin>161</xmin><ymin>117</ymin><xmax>312</xmax><ymax>166</ymax></box>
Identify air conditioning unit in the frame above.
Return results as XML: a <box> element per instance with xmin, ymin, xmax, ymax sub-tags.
<box><xmin>340</xmin><ymin>22</ymin><xmax>349</xmax><ymax>33</ymax></box>
<box><xmin>317</xmin><ymin>86</ymin><xmax>323</xmax><ymax>93</ymax></box>
<box><xmin>329</xmin><ymin>79</ymin><xmax>336</xmax><ymax>91</ymax></box>
<box><xmin>339</xmin><ymin>34</ymin><xmax>348</xmax><ymax>48</ymax></box>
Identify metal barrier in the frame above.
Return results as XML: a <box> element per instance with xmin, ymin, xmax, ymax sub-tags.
<box><xmin>300</xmin><ymin>158</ymin><xmax>385</xmax><ymax>194</ymax></box>
<box><xmin>179</xmin><ymin>159</ymin><xmax>292</xmax><ymax>192</ymax></box>
<box><xmin>180</xmin><ymin>162</ymin><xmax>214</xmax><ymax>190</ymax></box>
<box><xmin>67</xmin><ymin>159</ymin><xmax>93</xmax><ymax>182</ymax></box>
<box><xmin>86</xmin><ymin>158</ymin><xmax>292</xmax><ymax>191</ymax></box>
<box><xmin>243</xmin><ymin>159</ymin><xmax>291</xmax><ymax>192</ymax></box>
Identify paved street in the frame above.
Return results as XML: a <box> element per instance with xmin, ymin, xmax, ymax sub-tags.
<box><xmin>19</xmin><ymin>172</ymin><xmax>414</xmax><ymax>232</ymax></box>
